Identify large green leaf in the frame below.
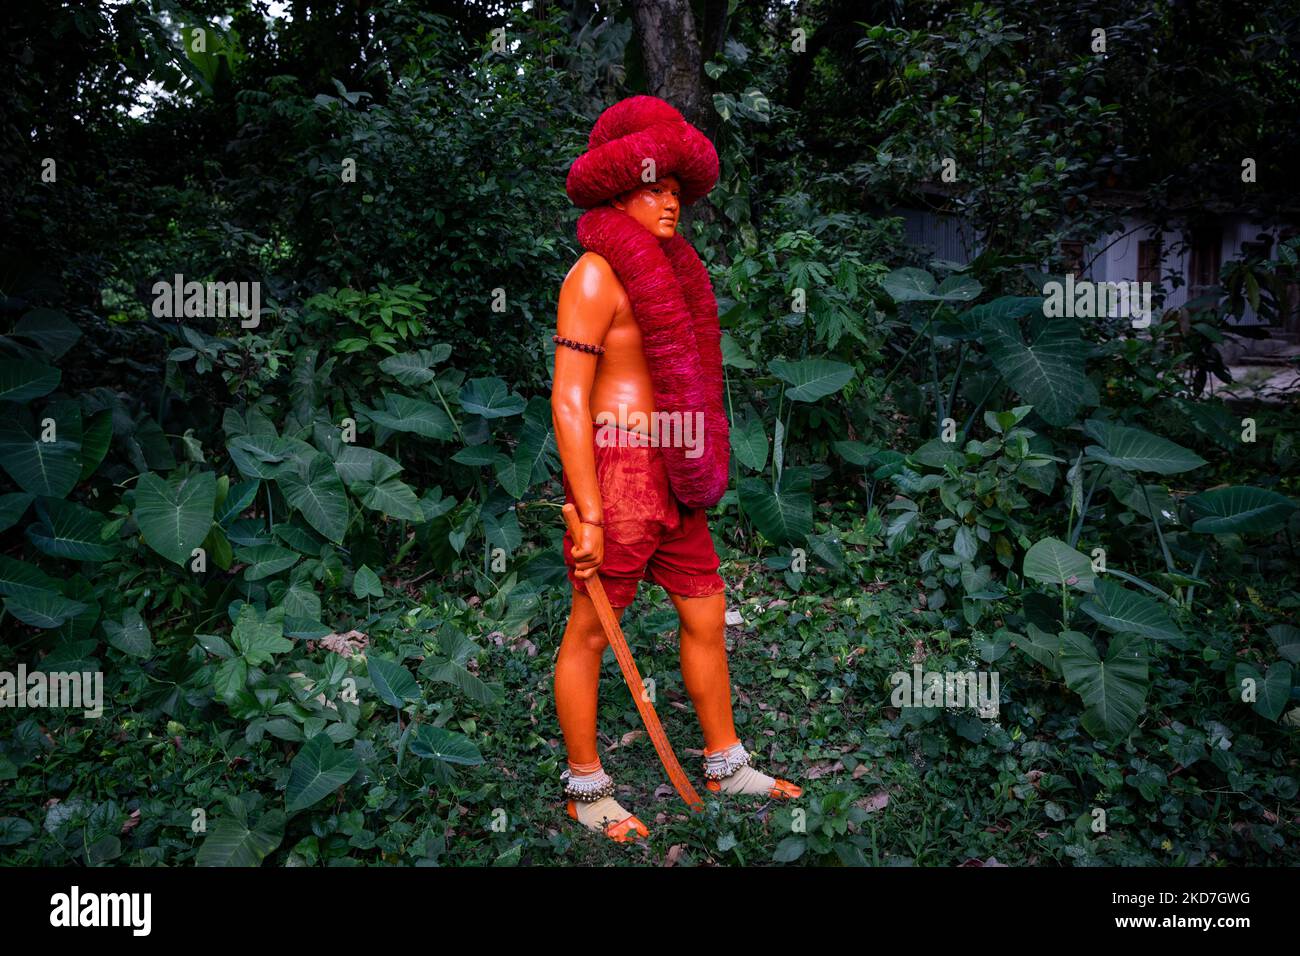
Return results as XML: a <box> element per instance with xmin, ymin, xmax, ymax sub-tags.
<box><xmin>1017</xmin><ymin>623</ymin><xmax>1062</xmax><ymax>676</ymax></box>
<box><xmin>409</xmin><ymin>724</ymin><xmax>484</xmax><ymax>766</ymax></box>
<box><xmin>368</xmin><ymin>656</ymin><xmax>420</xmax><ymax>708</ymax></box>
<box><xmin>1023</xmin><ymin>537</ymin><xmax>1095</xmax><ymax>591</ymax></box>
<box><xmin>1060</xmin><ymin>631</ymin><xmax>1149</xmax><ymax>740</ymax></box>
<box><xmin>234</xmin><ymin>543</ymin><xmax>300</xmax><ymax>581</ymax></box>
<box><xmin>133</xmin><ymin>471</ymin><xmax>216</xmax><ymax>566</ymax></box>
<box><xmin>1185</xmin><ymin>486</ymin><xmax>1296</xmax><ymax>534</ymax></box>
<box><xmin>1233</xmin><ymin>662</ymin><xmax>1293</xmax><ymax>722</ymax></box>
<box><xmin>0</xmin><ymin>554</ymin><xmax>61</xmax><ymax>601</ymax></box>
<box><xmin>277</xmin><ymin>453</ymin><xmax>349</xmax><ymax>543</ymax></box>
<box><xmin>769</xmin><ymin>358</ymin><xmax>855</xmax><ymax>403</ymax></box>
<box><xmin>378</xmin><ymin>346</ymin><xmax>452</xmax><ymax>386</ymax></box>
<box><xmin>731</xmin><ymin>417</ymin><xmax>768</xmax><ymax>472</ymax></box>
<box><xmin>980</xmin><ymin>315</ymin><xmax>1098</xmax><ymax>426</ymax></box>
<box><xmin>231</xmin><ymin>604</ymin><xmax>292</xmax><ymax>665</ymax></box>
<box><xmin>0</xmin><ymin>361</ymin><xmax>60</xmax><ymax>403</ymax></box>
<box><xmin>103</xmin><ymin>608</ymin><xmax>154</xmax><ymax>658</ymax></box>
<box><xmin>1269</xmin><ymin>624</ymin><xmax>1300</xmax><ymax>665</ymax></box>
<box><xmin>459</xmin><ymin>377</ymin><xmax>525</xmax><ymax>418</ymax></box>
<box><xmin>4</xmin><ymin>590</ymin><xmax>89</xmax><ymax>629</ymax></box>
<box><xmin>738</xmin><ymin>470</ymin><xmax>813</xmax><ymax>545</ymax></box>
<box><xmin>0</xmin><ymin>493</ymin><xmax>33</xmax><ymax>534</ymax></box>
<box><xmin>26</xmin><ymin>497</ymin><xmax>118</xmax><ymax>561</ymax></box>
<box><xmin>0</xmin><ymin>408</ymin><xmax>82</xmax><ymax>498</ymax></box>
<box><xmin>226</xmin><ymin>435</ymin><xmax>314</xmax><ymax>480</ymax></box>
<box><xmin>195</xmin><ymin>810</ymin><xmax>284</xmax><ymax>867</ymax></box>
<box><xmin>881</xmin><ymin>267</ymin><xmax>982</xmax><ymax>303</ymax></box>
<box><xmin>13</xmin><ymin>308</ymin><xmax>81</xmax><ymax>360</ymax></box>
<box><xmin>356</xmin><ymin>476</ymin><xmax>424</xmax><ymax>521</ymax></box>
<box><xmin>1082</xmin><ymin>421</ymin><xmax>1206</xmax><ymax>475</ymax></box>
<box><xmin>367</xmin><ymin>393</ymin><xmax>454</xmax><ymax>439</ymax></box>
<box><xmin>285</xmin><ymin>735</ymin><xmax>360</xmax><ymax>813</ymax></box>
<box><xmin>1079</xmin><ymin>578</ymin><xmax>1181</xmax><ymax>641</ymax></box>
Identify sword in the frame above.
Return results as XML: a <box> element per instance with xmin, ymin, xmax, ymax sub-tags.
<box><xmin>562</xmin><ymin>503</ymin><xmax>704</xmax><ymax>812</ymax></box>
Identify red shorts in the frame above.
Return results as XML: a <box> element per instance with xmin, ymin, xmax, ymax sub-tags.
<box><xmin>562</xmin><ymin>425</ymin><xmax>725</xmax><ymax>608</ymax></box>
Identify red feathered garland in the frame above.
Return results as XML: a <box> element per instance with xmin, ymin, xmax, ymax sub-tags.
<box><xmin>576</xmin><ymin>206</ymin><xmax>730</xmax><ymax>509</ymax></box>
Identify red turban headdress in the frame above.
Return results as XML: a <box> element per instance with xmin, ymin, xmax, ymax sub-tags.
<box><xmin>565</xmin><ymin>96</ymin><xmax>730</xmax><ymax>510</ymax></box>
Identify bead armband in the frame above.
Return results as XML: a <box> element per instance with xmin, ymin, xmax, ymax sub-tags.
<box><xmin>553</xmin><ymin>334</ymin><xmax>606</xmax><ymax>356</ymax></box>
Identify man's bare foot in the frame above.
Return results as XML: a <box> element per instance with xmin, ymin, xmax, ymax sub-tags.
<box><xmin>703</xmin><ymin>742</ymin><xmax>802</xmax><ymax>799</ymax></box>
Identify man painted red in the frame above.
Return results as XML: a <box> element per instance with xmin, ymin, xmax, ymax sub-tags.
<box><xmin>550</xmin><ymin>96</ymin><xmax>802</xmax><ymax>842</ymax></box>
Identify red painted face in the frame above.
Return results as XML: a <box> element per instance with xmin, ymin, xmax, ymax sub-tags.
<box><xmin>612</xmin><ymin>174</ymin><xmax>682</xmax><ymax>239</ymax></box>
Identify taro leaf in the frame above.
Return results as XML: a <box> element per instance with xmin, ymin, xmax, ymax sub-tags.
<box><xmin>195</xmin><ymin>810</ymin><xmax>285</xmax><ymax>867</ymax></box>
<box><xmin>832</xmin><ymin>440</ymin><xmax>873</xmax><ymax>466</ymax></box>
<box><xmin>731</xmin><ymin>417</ymin><xmax>768</xmax><ymax>472</ymax></box>
<box><xmin>356</xmin><ymin>476</ymin><xmax>423</xmax><ymax>521</ymax></box>
<box><xmin>1269</xmin><ymin>624</ymin><xmax>1300</xmax><ymax>665</ymax></box>
<box><xmin>1023</xmin><ymin>537</ymin><xmax>1095</xmax><ymax>591</ymax></box>
<box><xmin>235</xmin><ymin>543</ymin><xmax>300</xmax><ymax>581</ymax></box>
<box><xmin>0</xmin><ymin>817</ymin><xmax>35</xmax><ymax>847</ymax></box>
<box><xmin>1233</xmin><ymin>662</ymin><xmax>1293</xmax><ymax>722</ymax></box>
<box><xmin>881</xmin><ymin>267</ymin><xmax>982</xmax><ymax>303</ymax></box>
<box><xmin>0</xmin><ymin>492</ymin><xmax>33</xmax><ymax>534</ymax></box>
<box><xmin>769</xmin><ymin>358</ymin><xmax>854</xmax><ymax>402</ymax></box>
<box><xmin>334</xmin><ymin>445</ymin><xmax>402</xmax><ymax>485</ymax></box>
<box><xmin>1017</xmin><ymin>623</ymin><xmax>1062</xmax><ymax>676</ymax></box>
<box><xmin>4</xmin><ymin>591</ymin><xmax>88</xmax><ymax>629</ymax></box>
<box><xmin>720</xmin><ymin>332</ymin><xmax>756</xmax><ymax>369</ymax></box>
<box><xmin>103</xmin><ymin>608</ymin><xmax>153</xmax><ymax>658</ymax></box>
<box><xmin>230</xmin><ymin>604</ymin><xmax>291</xmax><ymax>665</ymax></box>
<box><xmin>1185</xmin><ymin>486</ymin><xmax>1297</xmax><ymax>535</ymax></box>
<box><xmin>14</xmin><ymin>308</ymin><xmax>81</xmax><ymax>360</ymax></box>
<box><xmin>277</xmin><ymin>453</ymin><xmax>349</xmax><ymax>543</ymax></box>
<box><xmin>366</xmin><ymin>393</ymin><xmax>454</xmax><ymax>440</ymax></box>
<box><xmin>0</xmin><ymin>408</ymin><xmax>82</xmax><ymax>498</ymax></box>
<box><xmin>980</xmin><ymin>314</ymin><xmax>1098</xmax><ymax>426</ymax></box>
<box><xmin>78</xmin><ymin>411</ymin><xmax>113</xmax><ymax>482</ymax></box>
<box><xmin>0</xmin><ymin>554</ymin><xmax>61</xmax><ymax>601</ymax></box>
<box><xmin>367</xmin><ymin>656</ymin><xmax>419</xmax><ymax>708</ymax></box>
<box><xmin>494</xmin><ymin>419</ymin><xmax>550</xmax><ymax>499</ymax></box>
<box><xmin>226</xmin><ymin>435</ymin><xmax>313</xmax><ymax>480</ymax></box>
<box><xmin>409</xmin><ymin>724</ymin><xmax>484</xmax><ymax>766</ymax></box>
<box><xmin>738</xmin><ymin>469</ymin><xmax>813</xmax><ymax>545</ymax></box>
<box><xmin>0</xmin><ymin>360</ymin><xmax>60</xmax><ymax>403</ymax></box>
<box><xmin>26</xmin><ymin>497</ymin><xmax>118</xmax><ymax>561</ymax></box>
<box><xmin>1082</xmin><ymin>422</ymin><xmax>1206</xmax><ymax>475</ymax></box>
<box><xmin>1060</xmin><ymin>631</ymin><xmax>1149</xmax><ymax>741</ymax></box>
<box><xmin>133</xmin><ymin>471</ymin><xmax>216</xmax><ymax>566</ymax></box>
<box><xmin>378</xmin><ymin>346</ymin><xmax>452</xmax><ymax>386</ymax></box>
<box><xmin>1079</xmin><ymin>578</ymin><xmax>1181</xmax><ymax>641</ymax></box>
<box><xmin>285</xmin><ymin>735</ymin><xmax>360</xmax><ymax>813</ymax></box>
<box><xmin>216</xmin><ymin>479</ymin><xmax>260</xmax><ymax>526</ymax></box>
<box><xmin>421</xmin><ymin>658</ymin><xmax>500</xmax><ymax>706</ymax></box>
<box><xmin>459</xmin><ymin>377</ymin><xmax>526</xmax><ymax>418</ymax></box>
<box><xmin>450</xmin><ymin>444</ymin><xmax>500</xmax><ymax>467</ymax></box>
<box><xmin>975</xmin><ymin>629</ymin><xmax>1013</xmax><ymax>663</ymax></box>
<box><xmin>352</xmin><ymin>565</ymin><xmax>383</xmax><ymax>599</ymax></box>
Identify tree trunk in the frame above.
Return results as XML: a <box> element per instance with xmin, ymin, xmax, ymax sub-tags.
<box><xmin>630</xmin><ymin>0</ymin><xmax>709</xmax><ymax>130</ymax></box>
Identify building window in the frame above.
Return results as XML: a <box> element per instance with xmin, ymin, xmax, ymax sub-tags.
<box><xmin>1138</xmin><ymin>238</ymin><xmax>1162</xmax><ymax>285</ymax></box>
<box><xmin>1188</xmin><ymin>226</ymin><xmax>1222</xmax><ymax>297</ymax></box>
